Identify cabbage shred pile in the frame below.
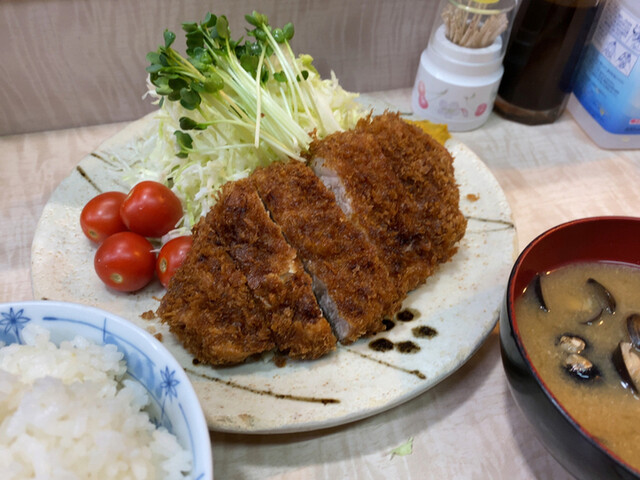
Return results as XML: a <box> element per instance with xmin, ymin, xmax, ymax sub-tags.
<box><xmin>132</xmin><ymin>11</ymin><xmax>366</xmax><ymax>232</ymax></box>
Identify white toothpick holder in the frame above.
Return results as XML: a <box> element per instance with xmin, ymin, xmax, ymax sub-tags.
<box><xmin>412</xmin><ymin>0</ymin><xmax>516</xmax><ymax>131</ymax></box>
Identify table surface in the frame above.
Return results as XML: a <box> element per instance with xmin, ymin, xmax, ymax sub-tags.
<box><xmin>3</xmin><ymin>88</ymin><xmax>639</xmax><ymax>479</ymax></box>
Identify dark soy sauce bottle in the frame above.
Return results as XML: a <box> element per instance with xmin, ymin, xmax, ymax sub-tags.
<box><xmin>494</xmin><ymin>0</ymin><xmax>601</xmax><ymax>125</ymax></box>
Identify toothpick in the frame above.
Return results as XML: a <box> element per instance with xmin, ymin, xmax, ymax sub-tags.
<box><xmin>441</xmin><ymin>0</ymin><xmax>508</xmax><ymax>48</ymax></box>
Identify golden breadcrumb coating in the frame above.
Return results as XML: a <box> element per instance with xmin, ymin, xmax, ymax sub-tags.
<box><xmin>252</xmin><ymin>160</ymin><xmax>400</xmax><ymax>343</ymax></box>
<box><xmin>308</xmin><ymin>127</ymin><xmax>434</xmax><ymax>294</ymax></box>
<box><xmin>157</xmin><ymin>220</ymin><xmax>274</xmax><ymax>366</ymax></box>
<box><xmin>355</xmin><ymin>112</ymin><xmax>467</xmax><ymax>266</ymax></box>
<box><xmin>211</xmin><ymin>178</ymin><xmax>336</xmax><ymax>359</ymax></box>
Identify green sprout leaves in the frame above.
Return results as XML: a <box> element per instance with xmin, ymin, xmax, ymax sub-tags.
<box><xmin>144</xmin><ymin>10</ymin><xmax>343</xmax><ymax>163</ymax></box>
<box><xmin>244</xmin><ymin>11</ymin><xmax>269</xmax><ymax>28</ymax></box>
<box><xmin>173</xmin><ymin>131</ymin><xmax>193</xmax><ymax>158</ymax></box>
<box><xmin>179</xmin><ymin>117</ymin><xmax>208</xmax><ymax>131</ymax></box>
<box><xmin>179</xmin><ymin>88</ymin><xmax>201</xmax><ymax>110</ymax></box>
<box><xmin>164</xmin><ymin>30</ymin><xmax>176</xmax><ymax>48</ymax></box>
<box><xmin>145</xmin><ymin>11</ymin><xmax>302</xmax><ymax>103</ymax></box>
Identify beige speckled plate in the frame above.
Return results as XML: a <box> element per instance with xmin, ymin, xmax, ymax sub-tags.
<box><xmin>31</xmin><ymin>105</ymin><xmax>516</xmax><ymax>434</ymax></box>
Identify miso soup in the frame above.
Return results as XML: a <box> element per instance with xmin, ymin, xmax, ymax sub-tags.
<box><xmin>515</xmin><ymin>262</ymin><xmax>640</xmax><ymax>472</ymax></box>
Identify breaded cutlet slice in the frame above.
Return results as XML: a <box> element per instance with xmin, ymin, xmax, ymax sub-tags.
<box><xmin>157</xmin><ymin>217</ymin><xmax>275</xmax><ymax>366</ymax></box>
<box><xmin>308</xmin><ymin>128</ymin><xmax>434</xmax><ymax>294</ymax></box>
<box><xmin>210</xmin><ymin>178</ymin><xmax>336</xmax><ymax>359</ymax></box>
<box><xmin>356</xmin><ymin>112</ymin><xmax>467</xmax><ymax>265</ymax></box>
<box><xmin>252</xmin><ymin>160</ymin><xmax>399</xmax><ymax>344</ymax></box>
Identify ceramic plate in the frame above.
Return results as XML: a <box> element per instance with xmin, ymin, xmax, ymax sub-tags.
<box><xmin>31</xmin><ymin>101</ymin><xmax>516</xmax><ymax>433</ymax></box>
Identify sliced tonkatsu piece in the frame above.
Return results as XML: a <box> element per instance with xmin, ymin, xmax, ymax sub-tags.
<box><xmin>308</xmin><ymin>128</ymin><xmax>435</xmax><ymax>294</ymax></box>
<box><xmin>156</xmin><ymin>217</ymin><xmax>275</xmax><ymax>366</ymax></box>
<box><xmin>210</xmin><ymin>178</ymin><xmax>336</xmax><ymax>359</ymax></box>
<box><xmin>252</xmin><ymin>160</ymin><xmax>401</xmax><ymax>344</ymax></box>
<box><xmin>355</xmin><ymin>112</ymin><xmax>467</xmax><ymax>266</ymax></box>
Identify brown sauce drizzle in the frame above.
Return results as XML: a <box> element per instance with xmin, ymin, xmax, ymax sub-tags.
<box><xmin>412</xmin><ymin>325</ymin><xmax>438</xmax><ymax>339</ymax></box>
<box><xmin>368</xmin><ymin>309</ymin><xmax>435</xmax><ymax>356</ymax></box>
<box><xmin>342</xmin><ymin>347</ymin><xmax>426</xmax><ymax>380</ymax></box>
<box><xmin>395</xmin><ymin>341</ymin><xmax>420</xmax><ymax>354</ymax></box>
<box><xmin>396</xmin><ymin>308</ymin><xmax>418</xmax><ymax>322</ymax></box>
<box><xmin>382</xmin><ymin>319</ymin><xmax>396</xmax><ymax>331</ymax></box>
<box><xmin>89</xmin><ymin>151</ymin><xmax>120</xmax><ymax>169</ymax></box>
<box><xmin>185</xmin><ymin>367</ymin><xmax>340</xmax><ymax>404</ymax></box>
<box><xmin>76</xmin><ymin>165</ymin><xmax>102</xmax><ymax>194</ymax></box>
<box><xmin>465</xmin><ymin>215</ymin><xmax>514</xmax><ymax>227</ymax></box>
<box><xmin>369</xmin><ymin>338</ymin><xmax>394</xmax><ymax>352</ymax></box>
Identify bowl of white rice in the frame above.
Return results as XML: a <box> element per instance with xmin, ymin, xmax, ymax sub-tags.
<box><xmin>0</xmin><ymin>300</ymin><xmax>212</xmax><ymax>480</ymax></box>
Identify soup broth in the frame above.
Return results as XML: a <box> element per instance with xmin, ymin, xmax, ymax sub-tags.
<box><xmin>515</xmin><ymin>261</ymin><xmax>640</xmax><ymax>472</ymax></box>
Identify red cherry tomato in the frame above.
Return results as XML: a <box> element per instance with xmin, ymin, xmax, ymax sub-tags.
<box><xmin>156</xmin><ymin>236</ymin><xmax>193</xmax><ymax>288</ymax></box>
<box><xmin>94</xmin><ymin>232</ymin><xmax>156</xmax><ymax>292</ymax></box>
<box><xmin>80</xmin><ymin>191</ymin><xmax>128</xmax><ymax>243</ymax></box>
<box><xmin>120</xmin><ymin>181</ymin><xmax>183</xmax><ymax>238</ymax></box>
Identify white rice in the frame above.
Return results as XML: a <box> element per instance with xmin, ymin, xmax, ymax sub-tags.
<box><xmin>0</xmin><ymin>325</ymin><xmax>192</xmax><ymax>480</ymax></box>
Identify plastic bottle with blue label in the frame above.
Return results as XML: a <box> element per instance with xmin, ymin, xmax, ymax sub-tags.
<box><xmin>568</xmin><ymin>0</ymin><xmax>640</xmax><ymax>149</ymax></box>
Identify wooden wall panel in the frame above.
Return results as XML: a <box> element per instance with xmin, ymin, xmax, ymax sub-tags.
<box><xmin>0</xmin><ymin>0</ymin><xmax>439</xmax><ymax>135</ymax></box>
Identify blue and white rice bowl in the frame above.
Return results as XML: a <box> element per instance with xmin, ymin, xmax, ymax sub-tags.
<box><xmin>0</xmin><ymin>300</ymin><xmax>213</xmax><ymax>480</ymax></box>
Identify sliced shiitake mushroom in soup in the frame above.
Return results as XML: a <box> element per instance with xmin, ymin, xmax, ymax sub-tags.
<box><xmin>564</xmin><ymin>353</ymin><xmax>601</xmax><ymax>381</ymax></box>
<box><xmin>581</xmin><ymin>278</ymin><xmax>616</xmax><ymax>325</ymax></box>
<box><xmin>533</xmin><ymin>274</ymin><xmax>548</xmax><ymax>312</ymax></box>
<box><xmin>587</xmin><ymin>278</ymin><xmax>616</xmax><ymax>313</ymax></box>
<box><xmin>627</xmin><ymin>313</ymin><xmax>640</xmax><ymax>350</ymax></box>
<box><xmin>581</xmin><ymin>307</ymin><xmax>604</xmax><ymax>326</ymax></box>
<box><xmin>612</xmin><ymin>342</ymin><xmax>640</xmax><ymax>393</ymax></box>
<box><xmin>556</xmin><ymin>334</ymin><xmax>586</xmax><ymax>354</ymax></box>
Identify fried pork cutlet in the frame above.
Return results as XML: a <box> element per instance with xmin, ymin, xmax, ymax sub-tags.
<box><xmin>308</xmin><ymin>129</ymin><xmax>435</xmax><ymax>294</ymax></box>
<box><xmin>355</xmin><ymin>112</ymin><xmax>467</xmax><ymax>266</ymax></box>
<box><xmin>252</xmin><ymin>160</ymin><xmax>401</xmax><ymax>344</ymax></box>
<box><xmin>157</xmin><ymin>217</ymin><xmax>275</xmax><ymax>366</ymax></box>
<box><xmin>210</xmin><ymin>178</ymin><xmax>336</xmax><ymax>359</ymax></box>
<box><xmin>157</xmin><ymin>112</ymin><xmax>466</xmax><ymax>365</ymax></box>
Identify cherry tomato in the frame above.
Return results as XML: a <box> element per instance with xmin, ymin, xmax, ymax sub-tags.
<box><xmin>156</xmin><ymin>236</ymin><xmax>193</xmax><ymax>288</ymax></box>
<box><xmin>120</xmin><ymin>181</ymin><xmax>183</xmax><ymax>238</ymax></box>
<box><xmin>80</xmin><ymin>191</ymin><xmax>128</xmax><ymax>243</ymax></box>
<box><xmin>94</xmin><ymin>232</ymin><xmax>156</xmax><ymax>292</ymax></box>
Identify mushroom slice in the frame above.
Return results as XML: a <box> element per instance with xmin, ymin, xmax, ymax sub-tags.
<box><xmin>627</xmin><ymin>313</ymin><xmax>640</xmax><ymax>350</ymax></box>
<box><xmin>581</xmin><ymin>307</ymin><xmax>604</xmax><ymax>326</ymax></box>
<box><xmin>564</xmin><ymin>353</ymin><xmax>600</xmax><ymax>381</ymax></box>
<box><xmin>587</xmin><ymin>278</ymin><xmax>616</xmax><ymax>314</ymax></box>
<box><xmin>612</xmin><ymin>342</ymin><xmax>640</xmax><ymax>393</ymax></box>
<box><xmin>533</xmin><ymin>274</ymin><xmax>548</xmax><ymax>312</ymax></box>
<box><xmin>556</xmin><ymin>334</ymin><xmax>586</xmax><ymax>354</ymax></box>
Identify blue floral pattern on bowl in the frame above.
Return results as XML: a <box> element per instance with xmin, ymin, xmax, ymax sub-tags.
<box><xmin>0</xmin><ymin>301</ymin><xmax>212</xmax><ymax>480</ymax></box>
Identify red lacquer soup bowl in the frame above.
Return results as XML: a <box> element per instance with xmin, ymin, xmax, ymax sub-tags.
<box><xmin>500</xmin><ymin>216</ymin><xmax>640</xmax><ymax>480</ymax></box>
